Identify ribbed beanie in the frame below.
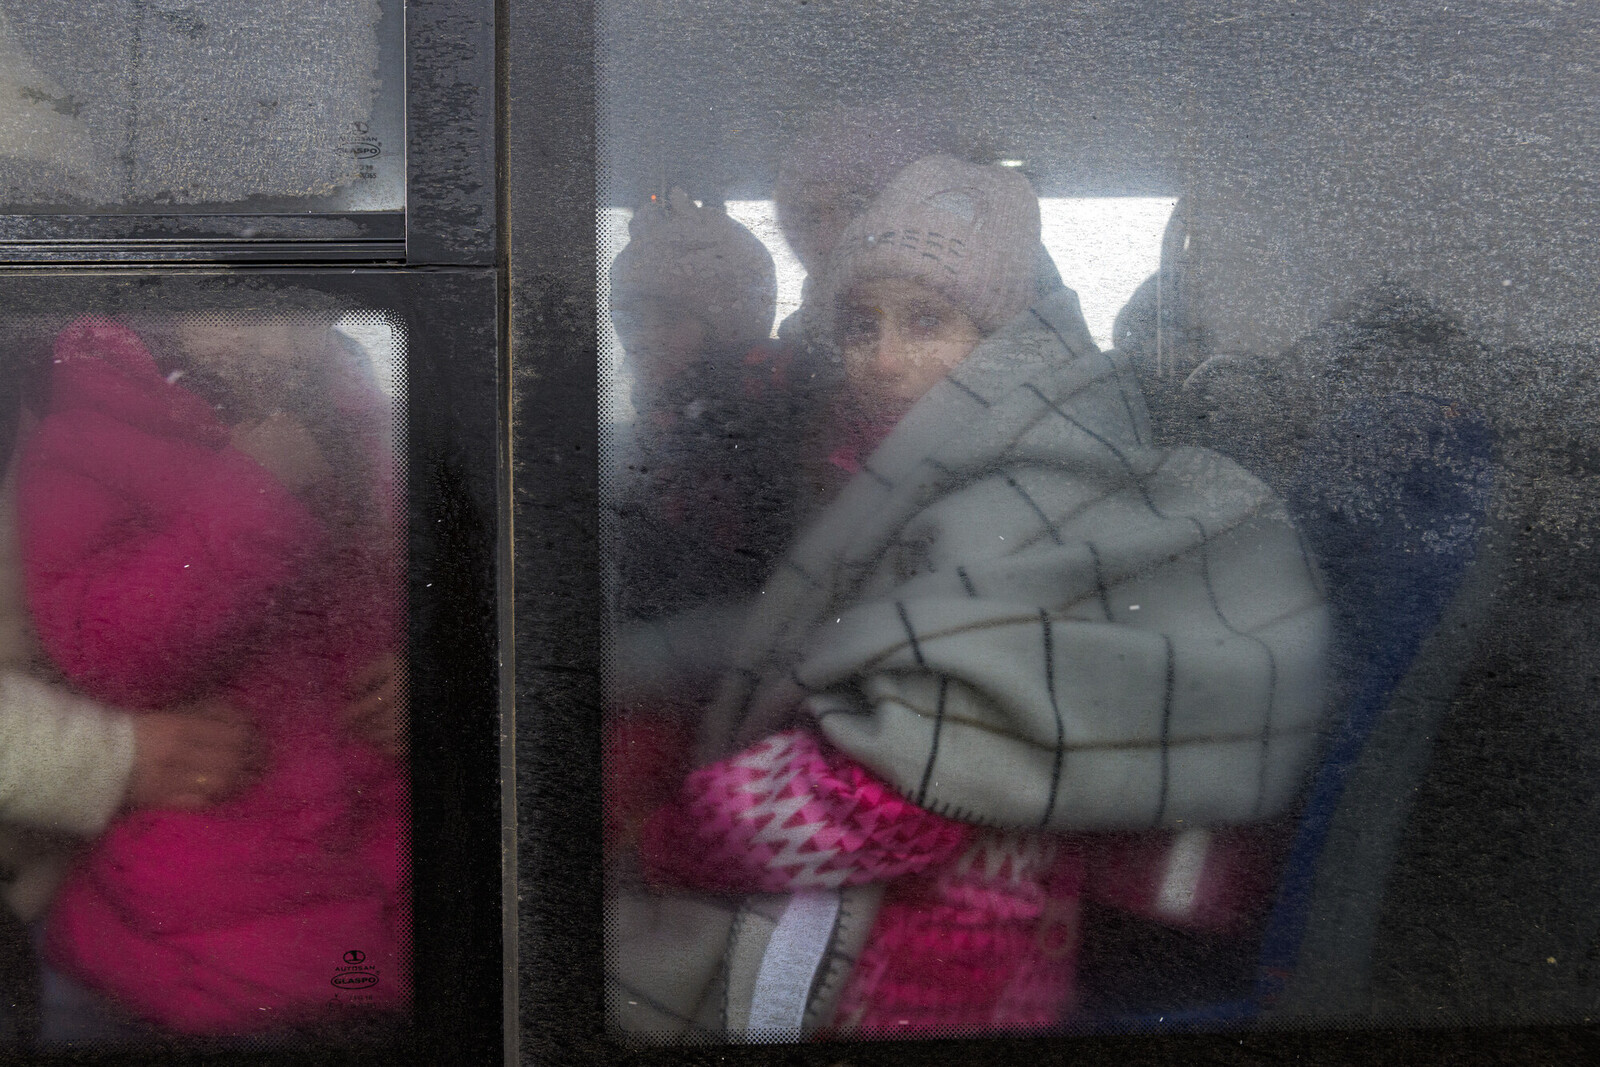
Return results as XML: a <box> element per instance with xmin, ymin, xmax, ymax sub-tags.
<box><xmin>819</xmin><ymin>155</ymin><xmax>1041</xmax><ymax>334</ymax></box>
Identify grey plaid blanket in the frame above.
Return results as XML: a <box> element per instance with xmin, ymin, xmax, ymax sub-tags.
<box><xmin>707</xmin><ymin>288</ymin><xmax>1330</xmax><ymax>831</ymax></box>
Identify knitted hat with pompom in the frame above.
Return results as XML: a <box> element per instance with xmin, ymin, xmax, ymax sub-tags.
<box><xmin>819</xmin><ymin>155</ymin><xmax>1041</xmax><ymax>335</ymax></box>
<box><xmin>609</xmin><ymin>189</ymin><xmax>777</xmax><ymax>354</ymax></box>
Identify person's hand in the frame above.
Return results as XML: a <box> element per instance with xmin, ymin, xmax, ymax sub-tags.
<box><xmin>230</xmin><ymin>412</ymin><xmax>332</xmax><ymax>493</ymax></box>
<box><xmin>125</xmin><ymin>701</ymin><xmax>259</xmax><ymax>811</ymax></box>
<box><xmin>343</xmin><ymin>652</ymin><xmax>403</xmax><ymax>759</ymax></box>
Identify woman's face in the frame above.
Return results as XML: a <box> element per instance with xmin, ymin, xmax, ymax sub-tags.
<box><xmin>836</xmin><ymin>277</ymin><xmax>984</xmax><ymax>408</ymax></box>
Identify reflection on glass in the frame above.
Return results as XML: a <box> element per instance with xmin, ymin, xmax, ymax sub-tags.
<box><xmin>0</xmin><ymin>0</ymin><xmax>402</xmax><ymax>211</ymax></box>
<box><xmin>0</xmin><ymin>309</ymin><xmax>407</xmax><ymax>1042</ymax></box>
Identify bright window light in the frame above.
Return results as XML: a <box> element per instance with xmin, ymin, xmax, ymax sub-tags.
<box><xmin>1037</xmin><ymin>196</ymin><xmax>1178</xmax><ymax>349</ymax></box>
<box><xmin>599</xmin><ymin>207</ymin><xmax>636</xmax><ymax>423</ymax></box>
<box><xmin>599</xmin><ymin>196</ymin><xmax>1178</xmax><ymax>418</ymax></box>
<box><xmin>724</xmin><ymin>201</ymin><xmax>806</xmax><ymax>335</ymax></box>
<box><xmin>334</xmin><ymin>312</ymin><xmax>403</xmax><ymax>401</ymax></box>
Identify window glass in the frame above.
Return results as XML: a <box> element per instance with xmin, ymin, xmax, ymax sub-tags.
<box><xmin>598</xmin><ymin>0</ymin><xmax>1600</xmax><ymax>1045</ymax></box>
<box><xmin>0</xmin><ymin>305</ymin><xmax>410</xmax><ymax>1043</ymax></box>
<box><xmin>0</xmin><ymin>0</ymin><xmax>403</xmax><ymax>212</ymax></box>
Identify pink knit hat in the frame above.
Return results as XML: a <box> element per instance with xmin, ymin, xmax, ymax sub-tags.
<box><xmin>819</xmin><ymin>155</ymin><xmax>1042</xmax><ymax>334</ymax></box>
<box><xmin>609</xmin><ymin>189</ymin><xmax>777</xmax><ymax>353</ymax></box>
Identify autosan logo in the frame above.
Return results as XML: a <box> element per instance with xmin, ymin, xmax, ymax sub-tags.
<box><xmin>339</xmin><ymin>121</ymin><xmax>382</xmax><ymax>159</ymax></box>
<box><xmin>331</xmin><ymin>949</ymin><xmax>380</xmax><ymax>990</ymax></box>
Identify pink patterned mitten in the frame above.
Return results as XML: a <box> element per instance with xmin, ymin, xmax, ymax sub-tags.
<box><xmin>638</xmin><ymin>729</ymin><xmax>973</xmax><ymax>893</ymax></box>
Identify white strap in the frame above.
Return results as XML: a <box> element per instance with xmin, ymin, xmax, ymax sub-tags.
<box><xmin>746</xmin><ymin>889</ymin><xmax>842</xmax><ymax>1040</ymax></box>
<box><xmin>1155</xmin><ymin>827</ymin><xmax>1212</xmax><ymax>919</ymax></box>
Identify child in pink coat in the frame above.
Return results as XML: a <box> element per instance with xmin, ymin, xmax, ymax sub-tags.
<box><xmin>17</xmin><ymin>315</ymin><xmax>406</xmax><ymax>1035</ymax></box>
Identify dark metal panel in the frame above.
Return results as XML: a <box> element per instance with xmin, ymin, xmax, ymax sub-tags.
<box><xmin>507</xmin><ymin>0</ymin><xmax>599</xmax><ymax>1064</ymax></box>
<box><xmin>407</xmin><ymin>0</ymin><xmax>499</xmax><ymax>266</ymax></box>
<box><xmin>0</xmin><ymin>245</ymin><xmax>403</xmax><ymax>264</ymax></box>
<box><xmin>0</xmin><ymin>214</ymin><xmax>405</xmax><ymax>244</ymax></box>
<box><xmin>0</xmin><ymin>215</ymin><xmax>404</xmax><ymax>263</ymax></box>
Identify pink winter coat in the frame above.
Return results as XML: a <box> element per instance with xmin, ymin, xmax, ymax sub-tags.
<box><xmin>17</xmin><ymin>318</ymin><xmax>406</xmax><ymax>1034</ymax></box>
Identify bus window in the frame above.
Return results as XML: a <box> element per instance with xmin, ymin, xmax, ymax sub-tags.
<box><xmin>594</xmin><ymin>0</ymin><xmax>1600</xmax><ymax>1045</ymax></box>
<box><xmin>0</xmin><ymin>0</ymin><xmax>402</xmax><ymax>213</ymax></box>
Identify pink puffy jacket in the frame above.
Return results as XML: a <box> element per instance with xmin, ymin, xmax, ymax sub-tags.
<box><xmin>18</xmin><ymin>318</ymin><xmax>407</xmax><ymax>1034</ymax></box>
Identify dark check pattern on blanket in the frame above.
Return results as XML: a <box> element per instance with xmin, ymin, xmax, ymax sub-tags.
<box><xmin>704</xmin><ymin>289</ymin><xmax>1330</xmax><ymax>832</ymax></box>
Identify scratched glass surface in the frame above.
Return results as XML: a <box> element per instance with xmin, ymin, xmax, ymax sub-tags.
<box><xmin>598</xmin><ymin>0</ymin><xmax>1600</xmax><ymax>1044</ymax></box>
<box><xmin>0</xmin><ymin>0</ymin><xmax>402</xmax><ymax>211</ymax></box>
<box><xmin>0</xmin><ymin>309</ymin><xmax>409</xmax><ymax>1043</ymax></box>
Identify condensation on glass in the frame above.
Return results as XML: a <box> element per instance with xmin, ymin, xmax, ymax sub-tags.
<box><xmin>596</xmin><ymin>0</ymin><xmax>1600</xmax><ymax>1047</ymax></box>
<box><xmin>0</xmin><ymin>0</ymin><xmax>403</xmax><ymax>211</ymax></box>
<box><xmin>0</xmin><ymin>306</ymin><xmax>410</xmax><ymax>1042</ymax></box>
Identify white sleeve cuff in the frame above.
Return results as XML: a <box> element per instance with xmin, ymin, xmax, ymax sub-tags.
<box><xmin>0</xmin><ymin>672</ymin><xmax>135</xmax><ymax>836</ymax></box>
